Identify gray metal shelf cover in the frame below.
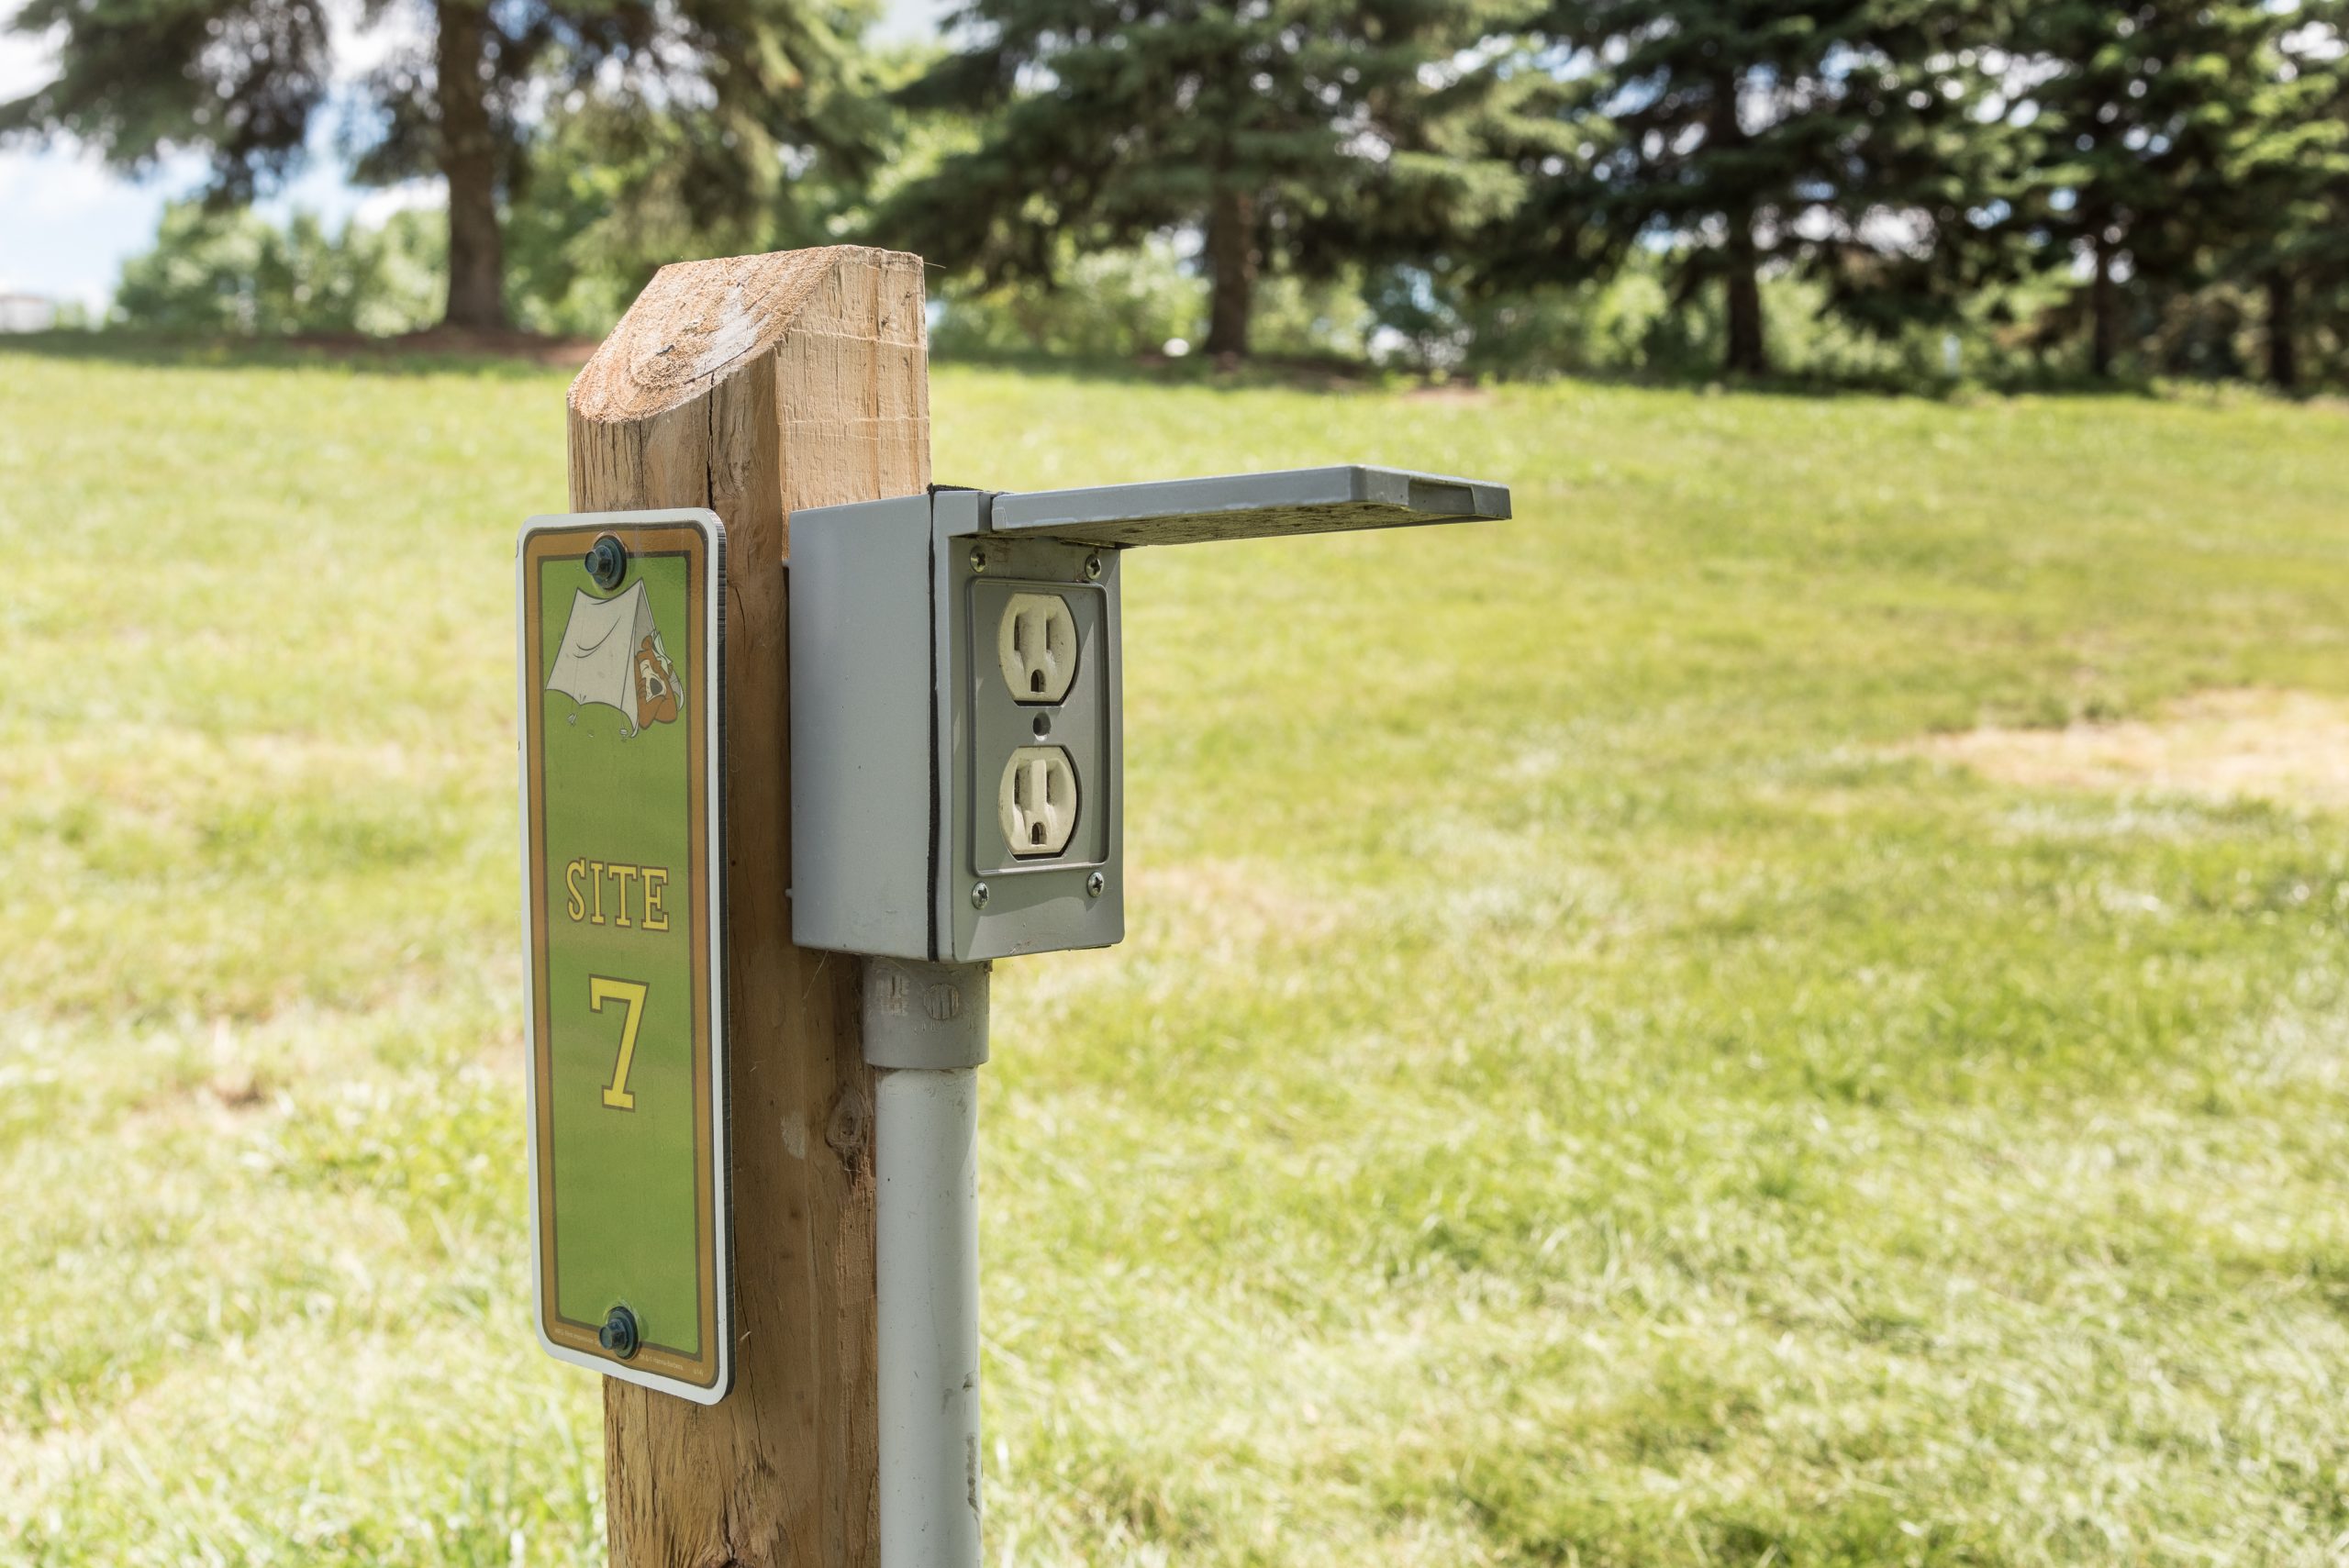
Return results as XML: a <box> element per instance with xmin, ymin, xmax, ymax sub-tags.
<box><xmin>985</xmin><ymin>465</ymin><xmax>1511</xmax><ymax>548</ymax></box>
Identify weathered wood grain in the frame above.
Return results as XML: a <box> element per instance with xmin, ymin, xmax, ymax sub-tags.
<box><xmin>569</xmin><ymin>245</ymin><xmax>930</xmax><ymax>1568</ymax></box>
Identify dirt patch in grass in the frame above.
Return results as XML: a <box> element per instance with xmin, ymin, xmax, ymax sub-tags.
<box><xmin>1916</xmin><ymin>688</ymin><xmax>2349</xmax><ymax>810</ymax></box>
<box><xmin>1403</xmin><ymin>383</ymin><xmax>1494</xmax><ymax>406</ymax></box>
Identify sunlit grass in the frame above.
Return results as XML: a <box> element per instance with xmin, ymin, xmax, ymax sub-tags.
<box><xmin>5</xmin><ymin>346</ymin><xmax>2349</xmax><ymax>1564</ymax></box>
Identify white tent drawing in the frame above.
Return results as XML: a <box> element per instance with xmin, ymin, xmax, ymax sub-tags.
<box><xmin>546</xmin><ymin>581</ymin><xmax>683</xmax><ymax>737</ymax></box>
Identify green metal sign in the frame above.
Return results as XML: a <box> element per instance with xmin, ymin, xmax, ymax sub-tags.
<box><xmin>518</xmin><ymin>509</ymin><xmax>730</xmax><ymax>1403</ymax></box>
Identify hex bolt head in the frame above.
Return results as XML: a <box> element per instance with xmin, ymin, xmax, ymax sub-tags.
<box><xmin>1083</xmin><ymin>553</ymin><xmax>1104</xmax><ymax>581</ymax></box>
<box><xmin>971</xmin><ymin>883</ymin><xmax>991</xmax><ymax>908</ymax></box>
<box><xmin>586</xmin><ymin>534</ymin><xmax>629</xmax><ymax>591</ymax></box>
<box><xmin>1086</xmin><ymin>872</ymin><xmax>1107</xmax><ymax>898</ymax></box>
<box><xmin>598</xmin><ymin>1305</ymin><xmax>640</xmax><ymax>1361</ymax></box>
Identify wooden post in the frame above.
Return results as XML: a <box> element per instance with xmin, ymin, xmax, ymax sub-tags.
<box><xmin>567</xmin><ymin>246</ymin><xmax>930</xmax><ymax>1568</ymax></box>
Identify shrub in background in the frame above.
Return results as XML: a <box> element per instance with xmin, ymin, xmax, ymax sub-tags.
<box><xmin>1249</xmin><ymin>272</ymin><xmax>1374</xmax><ymax>362</ymax></box>
<box><xmin>930</xmin><ymin>240</ymin><xmax>1205</xmax><ymax>359</ymax></box>
<box><xmin>113</xmin><ymin>203</ymin><xmax>444</xmax><ymax>337</ymax></box>
<box><xmin>1369</xmin><ymin>254</ymin><xmax>1726</xmax><ymax>381</ymax></box>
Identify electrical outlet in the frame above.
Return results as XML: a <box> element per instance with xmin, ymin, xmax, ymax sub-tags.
<box><xmin>998</xmin><ymin>593</ymin><xmax>1078</xmax><ymax>705</ymax></box>
<box><xmin>787</xmin><ymin>494</ymin><xmax>1123</xmax><ymax>962</ymax></box>
<box><xmin>998</xmin><ymin>746</ymin><xmax>1079</xmax><ymax>858</ymax></box>
<box><xmin>960</xmin><ymin>556</ymin><xmax>1119</xmax><ymax>959</ymax></box>
<box><xmin>792</xmin><ymin>467</ymin><xmax>1504</xmax><ymax>964</ymax></box>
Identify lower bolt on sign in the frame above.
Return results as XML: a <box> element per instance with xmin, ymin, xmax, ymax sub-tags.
<box><xmin>516</xmin><ymin>508</ymin><xmax>732</xmax><ymax>1404</ymax></box>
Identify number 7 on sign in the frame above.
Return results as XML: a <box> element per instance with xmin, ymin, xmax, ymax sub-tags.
<box><xmin>590</xmin><ymin>977</ymin><xmax>650</xmax><ymax>1109</ymax></box>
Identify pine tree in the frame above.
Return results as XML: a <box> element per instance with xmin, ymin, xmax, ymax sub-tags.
<box><xmin>2299</xmin><ymin>81</ymin><xmax>2349</xmax><ymax>384</ymax></box>
<box><xmin>2194</xmin><ymin>8</ymin><xmax>2349</xmax><ymax>388</ymax></box>
<box><xmin>879</xmin><ymin>0</ymin><xmax>1528</xmax><ymax>360</ymax></box>
<box><xmin>2001</xmin><ymin>0</ymin><xmax>2332</xmax><ymax>379</ymax></box>
<box><xmin>0</xmin><ymin>0</ymin><xmax>879</xmax><ymax>329</ymax></box>
<box><xmin>1497</xmin><ymin>0</ymin><xmax>2014</xmax><ymax>377</ymax></box>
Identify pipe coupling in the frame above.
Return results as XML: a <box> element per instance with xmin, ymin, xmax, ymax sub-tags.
<box><xmin>863</xmin><ymin>959</ymin><xmax>990</xmax><ymax>1070</ymax></box>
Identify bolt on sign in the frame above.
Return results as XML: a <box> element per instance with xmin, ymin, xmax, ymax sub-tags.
<box><xmin>516</xmin><ymin>508</ymin><xmax>732</xmax><ymax>1404</ymax></box>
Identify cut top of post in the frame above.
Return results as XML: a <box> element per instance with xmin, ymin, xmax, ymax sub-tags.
<box><xmin>569</xmin><ymin>245</ymin><xmax>925</xmax><ymax>425</ymax></box>
<box><xmin>982</xmin><ymin>465</ymin><xmax>1510</xmax><ymax>549</ymax></box>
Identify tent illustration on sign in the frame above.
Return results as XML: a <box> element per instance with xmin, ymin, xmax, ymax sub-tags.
<box><xmin>547</xmin><ymin>581</ymin><xmax>684</xmax><ymax>737</ymax></box>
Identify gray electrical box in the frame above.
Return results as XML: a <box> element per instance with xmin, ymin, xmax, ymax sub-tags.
<box><xmin>789</xmin><ymin>466</ymin><xmax>1510</xmax><ymax>962</ymax></box>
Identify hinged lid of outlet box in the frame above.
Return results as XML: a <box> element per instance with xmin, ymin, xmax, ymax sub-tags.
<box><xmin>985</xmin><ymin>465</ymin><xmax>1510</xmax><ymax>549</ymax></box>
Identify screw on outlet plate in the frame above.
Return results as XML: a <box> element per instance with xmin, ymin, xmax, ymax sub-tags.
<box><xmin>969</xmin><ymin>547</ymin><xmax>988</xmax><ymax>573</ymax></box>
<box><xmin>599</xmin><ymin>1305</ymin><xmax>640</xmax><ymax>1360</ymax></box>
<box><xmin>586</xmin><ymin>534</ymin><xmax>628</xmax><ymax>591</ymax></box>
<box><xmin>1083</xmin><ymin>553</ymin><xmax>1104</xmax><ymax>581</ymax></box>
<box><xmin>971</xmin><ymin>883</ymin><xmax>990</xmax><ymax>908</ymax></box>
<box><xmin>1086</xmin><ymin>872</ymin><xmax>1106</xmax><ymax>898</ymax></box>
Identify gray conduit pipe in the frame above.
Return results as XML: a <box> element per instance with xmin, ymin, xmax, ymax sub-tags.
<box><xmin>865</xmin><ymin>957</ymin><xmax>989</xmax><ymax>1568</ymax></box>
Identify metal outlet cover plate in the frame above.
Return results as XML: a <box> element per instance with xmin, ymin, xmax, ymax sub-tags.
<box><xmin>947</xmin><ymin>534</ymin><xmax>1124</xmax><ymax>962</ymax></box>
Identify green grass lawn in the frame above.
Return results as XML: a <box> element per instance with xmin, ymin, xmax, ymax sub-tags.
<box><xmin>6</xmin><ymin>343</ymin><xmax>2349</xmax><ymax>1567</ymax></box>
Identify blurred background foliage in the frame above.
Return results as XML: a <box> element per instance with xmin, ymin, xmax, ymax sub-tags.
<box><xmin>7</xmin><ymin>0</ymin><xmax>2349</xmax><ymax>388</ymax></box>
<box><xmin>114</xmin><ymin>203</ymin><xmax>447</xmax><ymax>337</ymax></box>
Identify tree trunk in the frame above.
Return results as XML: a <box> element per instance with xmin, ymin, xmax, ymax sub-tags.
<box><xmin>1723</xmin><ymin>210</ymin><xmax>1766</xmax><ymax>377</ymax></box>
<box><xmin>436</xmin><ymin>0</ymin><xmax>507</xmax><ymax>330</ymax></box>
<box><xmin>1203</xmin><ymin>187</ymin><xmax>1257</xmax><ymax>362</ymax></box>
<box><xmin>2089</xmin><ymin>231</ymin><xmax>2118</xmax><ymax>379</ymax></box>
<box><xmin>2266</xmin><ymin>269</ymin><xmax>2299</xmax><ymax>392</ymax></box>
<box><xmin>1709</xmin><ymin>74</ymin><xmax>1765</xmax><ymax>377</ymax></box>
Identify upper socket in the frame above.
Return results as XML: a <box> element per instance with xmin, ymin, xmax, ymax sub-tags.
<box><xmin>998</xmin><ymin>592</ymin><xmax>1079</xmax><ymax>705</ymax></box>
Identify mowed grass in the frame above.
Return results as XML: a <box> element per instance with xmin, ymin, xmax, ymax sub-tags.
<box><xmin>5</xmin><ymin>343</ymin><xmax>2349</xmax><ymax>1567</ymax></box>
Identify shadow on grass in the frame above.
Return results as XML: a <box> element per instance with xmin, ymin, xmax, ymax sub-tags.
<box><xmin>0</xmin><ymin>328</ymin><xmax>589</xmax><ymax>379</ymax></box>
<box><xmin>935</xmin><ymin>342</ymin><xmax>1394</xmax><ymax>392</ymax></box>
<box><xmin>0</xmin><ymin>330</ymin><xmax>1406</xmax><ymax>392</ymax></box>
<box><xmin>933</xmin><ymin>342</ymin><xmax>2188</xmax><ymax>403</ymax></box>
<box><xmin>0</xmin><ymin>328</ymin><xmax>2252</xmax><ymax>406</ymax></box>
